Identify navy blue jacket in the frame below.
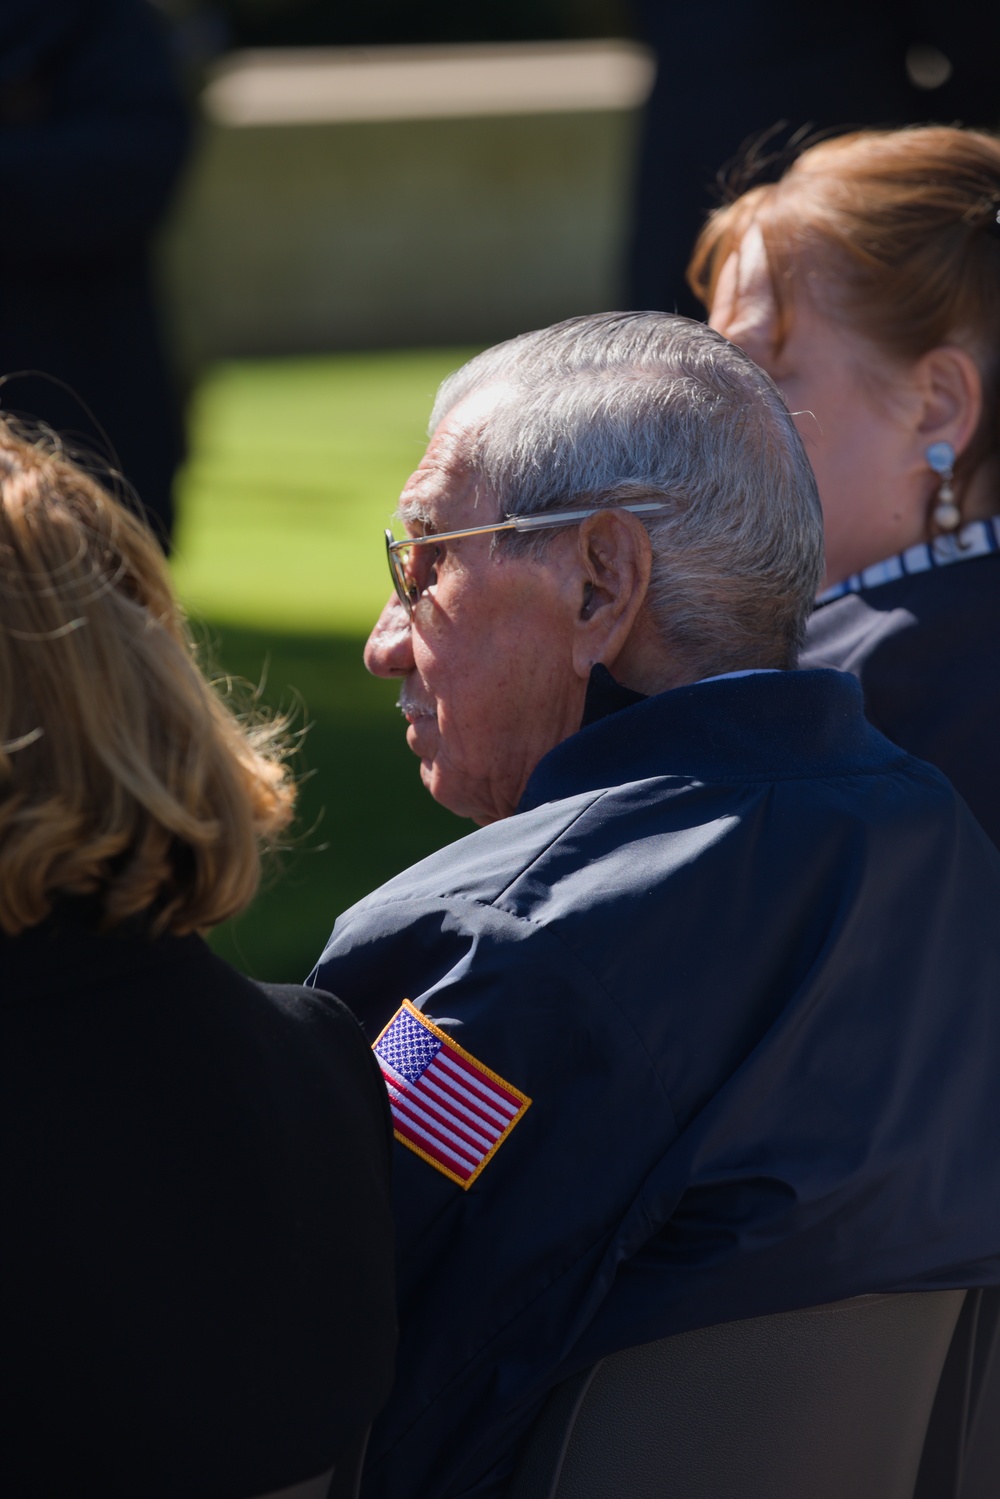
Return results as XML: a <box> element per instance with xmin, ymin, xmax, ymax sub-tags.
<box><xmin>800</xmin><ymin>551</ymin><xmax>1000</xmax><ymax>849</ymax></box>
<box><xmin>310</xmin><ymin>669</ymin><xmax>1000</xmax><ymax>1499</ymax></box>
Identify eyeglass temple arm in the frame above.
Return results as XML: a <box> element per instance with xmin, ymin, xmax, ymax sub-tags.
<box><xmin>511</xmin><ymin>502</ymin><xmax>667</xmax><ymax>533</ymax></box>
<box><xmin>389</xmin><ymin>502</ymin><xmax>668</xmax><ymax>549</ymax></box>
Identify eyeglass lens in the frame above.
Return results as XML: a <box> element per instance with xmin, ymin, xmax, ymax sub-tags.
<box><xmin>386</xmin><ymin>533</ymin><xmax>442</xmax><ymax>616</ymax></box>
<box><xmin>392</xmin><ymin>541</ymin><xmax>414</xmax><ymax>612</ymax></box>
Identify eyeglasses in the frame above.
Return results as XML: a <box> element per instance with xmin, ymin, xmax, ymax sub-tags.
<box><xmin>384</xmin><ymin>501</ymin><xmax>667</xmax><ymax>618</ymax></box>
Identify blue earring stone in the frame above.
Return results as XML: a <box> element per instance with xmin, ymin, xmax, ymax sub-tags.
<box><xmin>925</xmin><ymin>441</ymin><xmax>955</xmax><ymax>475</ymax></box>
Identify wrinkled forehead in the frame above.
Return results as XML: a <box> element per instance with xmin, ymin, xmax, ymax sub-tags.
<box><xmin>398</xmin><ymin>384</ymin><xmax>509</xmax><ymax>529</ymax></box>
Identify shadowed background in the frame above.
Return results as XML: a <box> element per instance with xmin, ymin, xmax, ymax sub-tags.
<box><xmin>173</xmin><ymin>349</ymin><xmax>473</xmax><ymax>981</ymax></box>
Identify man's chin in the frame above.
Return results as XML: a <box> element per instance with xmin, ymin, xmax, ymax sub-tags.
<box><xmin>421</xmin><ymin>761</ymin><xmax>466</xmax><ymax>818</ymax></box>
<box><xmin>405</xmin><ymin>724</ymin><xmax>509</xmax><ymax>822</ymax></box>
<box><xmin>420</xmin><ymin>761</ymin><xmax>511</xmax><ymax>825</ymax></box>
<box><xmin>408</xmin><ymin>736</ymin><xmax>458</xmax><ymax>813</ymax></box>
<box><xmin>414</xmin><ymin>756</ymin><xmax>484</xmax><ymax>823</ymax></box>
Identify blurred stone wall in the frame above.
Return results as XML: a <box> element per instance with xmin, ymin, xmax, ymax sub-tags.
<box><xmin>160</xmin><ymin>41</ymin><xmax>653</xmax><ymax>368</ymax></box>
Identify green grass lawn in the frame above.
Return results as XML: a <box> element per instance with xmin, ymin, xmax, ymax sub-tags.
<box><xmin>170</xmin><ymin>348</ymin><xmax>479</xmax><ymax>982</ymax></box>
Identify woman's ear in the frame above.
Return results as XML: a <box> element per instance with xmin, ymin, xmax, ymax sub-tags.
<box><xmin>570</xmin><ymin>510</ymin><xmax>653</xmax><ymax>680</ymax></box>
<box><xmin>914</xmin><ymin>345</ymin><xmax>983</xmax><ymax>459</ymax></box>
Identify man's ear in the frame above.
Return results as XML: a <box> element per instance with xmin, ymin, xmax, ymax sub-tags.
<box><xmin>570</xmin><ymin>510</ymin><xmax>653</xmax><ymax>680</ymax></box>
<box><xmin>913</xmin><ymin>345</ymin><xmax>983</xmax><ymax>460</ymax></box>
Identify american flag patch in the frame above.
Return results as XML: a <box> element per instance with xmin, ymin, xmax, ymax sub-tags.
<box><xmin>373</xmin><ymin>1000</ymin><xmax>531</xmax><ymax>1189</ymax></box>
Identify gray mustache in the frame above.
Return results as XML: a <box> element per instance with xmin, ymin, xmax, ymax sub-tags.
<box><xmin>398</xmin><ymin>689</ymin><xmax>435</xmax><ymax>718</ymax></box>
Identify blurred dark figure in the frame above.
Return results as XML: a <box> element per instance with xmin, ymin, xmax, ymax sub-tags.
<box><xmin>206</xmin><ymin>0</ymin><xmax>628</xmax><ymax>48</ymax></box>
<box><xmin>629</xmin><ymin>0</ymin><xmax>1000</xmax><ymax>318</ymax></box>
<box><xmin>0</xmin><ymin>0</ymin><xmax>191</xmax><ymax>548</ymax></box>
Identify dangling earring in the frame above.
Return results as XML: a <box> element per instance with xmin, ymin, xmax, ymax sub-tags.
<box><xmin>926</xmin><ymin>441</ymin><xmax>961</xmax><ymax>532</ymax></box>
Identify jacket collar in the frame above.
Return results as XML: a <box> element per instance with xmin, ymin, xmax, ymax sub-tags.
<box><xmin>520</xmin><ymin>668</ymin><xmax>899</xmax><ymax>812</ymax></box>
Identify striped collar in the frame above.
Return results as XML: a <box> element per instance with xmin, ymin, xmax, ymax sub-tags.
<box><xmin>816</xmin><ymin>516</ymin><xmax>1000</xmax><ymax>606</ymax></box>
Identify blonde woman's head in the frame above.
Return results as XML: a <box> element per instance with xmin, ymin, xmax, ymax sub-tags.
<box><xmin>0</xmin><ymin>422</ymin><xmax>294</xmax><ymax>936</ymax></box>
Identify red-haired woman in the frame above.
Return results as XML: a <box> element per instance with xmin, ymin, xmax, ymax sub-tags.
<box><xmin>690</xmin><ymin>125</ymin><xmax>1000</xmax><ymax>847</ymax></box>
<box><xmin>0</xmin><ymin>425</ymin><xmax>395</xmax><ymax>1498</ymax></box>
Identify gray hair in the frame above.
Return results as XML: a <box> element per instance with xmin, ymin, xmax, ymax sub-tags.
<box><xmin>430</xmin><ymin>312</ymin><xmax>824</xmax><ymax>675</ymax></box>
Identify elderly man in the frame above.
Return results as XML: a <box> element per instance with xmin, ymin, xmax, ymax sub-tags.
<box><xmin>310</xmin><ymin>313</ymin><xmax>1000</xmax><ymax>1499</ymax></box>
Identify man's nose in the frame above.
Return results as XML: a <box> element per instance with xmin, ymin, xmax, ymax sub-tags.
<box><xmin>364</xmin><ymin>595</ymin><xmax>415</xmax><ymax>677</ymax></box>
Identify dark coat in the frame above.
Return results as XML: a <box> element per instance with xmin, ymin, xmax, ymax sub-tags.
<box><xmin>311</xmin><ymin>669</ymin><xmax>1000</xmax><ymax>1499</ymax></box>
<box><xmin>800</xmin><ymin>544</ymin><xmax>1000</xmax><ymax>1497</ymax></box>
<box><xmin>0</xmin><ymin>904</ymin><xmax>397</xmax><ymax>1497</ymax></box>
<box><xmin>800</xmin><ymin>550</ymin><xmax>1000</xmax><ymax>849</ymax></box>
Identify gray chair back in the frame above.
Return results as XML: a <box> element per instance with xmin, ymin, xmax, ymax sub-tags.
<box><xmin>916</xmin><ymin>1288</ymin><xmax>1000</xmax><ymax>1499</ymax></box>
<box><xmin>507</xmin><ymin>1291</ymin><xmax>965</xmax><ymax>1499</ymax></box>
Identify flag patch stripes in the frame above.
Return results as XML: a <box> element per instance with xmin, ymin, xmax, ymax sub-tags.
<box><xmin>373</xmin><ymin>1000</ymin><xmax>531</xmax><ymax>1188</ymax></box>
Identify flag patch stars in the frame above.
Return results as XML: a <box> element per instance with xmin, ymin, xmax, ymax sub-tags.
<box><xmin>373</xmin><ymin>1000</ymin><xmax>531</xmax><ymax>1189</ymax></box>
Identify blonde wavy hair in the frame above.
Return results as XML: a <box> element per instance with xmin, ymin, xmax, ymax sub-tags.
<box><xmin>0</xmin><ymin>421</ymin><xmax>295</xmax><ymax>936</ymax></box>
